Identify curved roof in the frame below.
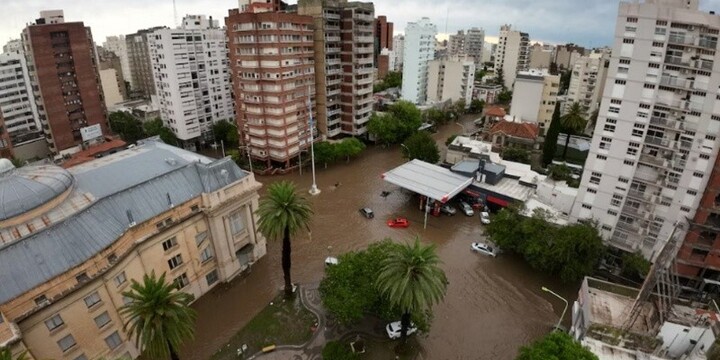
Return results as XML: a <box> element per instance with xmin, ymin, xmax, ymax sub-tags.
<box><xmin>0</xmin><ymin>164</ymin><xmax>74</xmax><ymax>221</ymax></box>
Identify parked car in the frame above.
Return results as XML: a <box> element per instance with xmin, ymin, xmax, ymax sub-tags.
<box><xmin>471</xmin><ymin>242</ymin><xmax>497</xmax><ymax>257</ymax></box>
<box><xmin>460</xmin><ymin>201</ymin><xmax>474</xmax><ymax>216</ymax></box>
<box><xmin>480</xmin><ymin>212</ymin><xmax>491</xmax><ymax>224</ymax></box>
<box><xmin>359</xmin><ymin>207</ymin><xmax>374</xmax><ymax>219</ymax></box>
<box><xmin>324</xmin><ymin>256</ymin><xmax>339</xmax><ymax>267</ymax></box>
<box><xmin>440</xmin><ymin>204</ymin><xmax>457</xmax><ymax>215</ymax></box>
<box><xmin>386</xmin><ymin>321</ymin><xmax>418</xmax><ymax>339</ymax></box>
<box><xmin>387</xmin><ymin>217</ymin><xmax>410</xmax><ymax>228</ymax></box>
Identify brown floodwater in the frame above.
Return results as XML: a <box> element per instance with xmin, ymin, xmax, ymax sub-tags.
<box><xmin>183</xmin><ymin>115</ymin><xmax>579</xmax><ymax>360</ymax></box>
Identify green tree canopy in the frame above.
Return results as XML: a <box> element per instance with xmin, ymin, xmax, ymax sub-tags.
<box><xmin>542</xmin><ymin>103</ymin><xmax>562</xmax><ymax>166</ymax></box>
<box><xmin>402</xmin><ymin>131</ymin><xmax>440</xmax><ymax>164</ymax></box>
<box><xmin>322</xmin><ymin>341</ymin><xmax>359</xmax><ymax>360</ymax></box>
<box><xmin>336</xmin><ymin>138</ymin><xmax>366</xmax><ymax>163</ymax></box>
<box><xmin>368</xmin><ymin>113</ymin><xmax>402</xmax><ymax>146</ymax></box>
<box><xmin>496</xmin><ymin>68</ymin><xmax>505</xmax><ymax>87</ymax></box>
<box><xmin>144</xmin><ymin>118</ymin><xmax>178</xmax><ymax>146</ymax></box>
<box><xmin>517</xmin><ymin>332</ymin><xmax>598</xmax><ymax>360</ymax></box>
<box><xmin>621</xmin><ymin>251</ymin><xmax>651</xmax><ymax>281</ymax></box>
<box><xmin>389</xmin><ymin>100</ymin><xmax>423</xmax><ymax>137</ymax></box>
<box><xmin>313</xmin><ymin>141</ymin><xmax>338</xmax><ymax>168</ymax></box>
<box><xmin>120</xmin><ymin>272</ymin><xmax>196</xmax><ymax>360</ymax></box>
<box><xmin>374</xmin><ymin>71</ymin><xmax>402</xmax><ymax>93</ymax></box>
<box><xmin>425</xmin><ymin>108</ymin><xmax>449</xmax><ymax>126</ymax></box>
<box><xmin>502</xmin><ymin>147</ymin><xmax>530</xmax><ymax>164</ymax></box>
<box><xmin>498</xmin><ymin>90</ymin><xmax>513</xmax><ymax>104</ymax></box>
<box><xmin>469</xmin><ymin>99</ymin><xmax>485</xmax><ymax>114</ymax></box>
<box><xmin>212</xmin><ymin>120</ymin><xmax>239</xmax><ymax>148</ymax></box>
<box><xmin>0</xmin><ymin>349</ymin><xmax>28</xmax><ymax>360</ymax></box>
<box><xmin>560</xmin><ymin>102</ymin><xmax>588</xmax><ymax>160</ymax></box>
<box><xmin>109</xmin><ymin>111</ymin><xmax>145</xmax><ymax>143</ymax></box>
<box><xmin>368</xmin><ymin>101</ymin><xmax>423</xmax><ymax>145</ymax></box>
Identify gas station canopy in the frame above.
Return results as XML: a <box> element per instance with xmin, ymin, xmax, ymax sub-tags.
<box><xmin>382</xmin><ymin>159</ymin><xmax>473</xmax><ymax>203</ymax></box>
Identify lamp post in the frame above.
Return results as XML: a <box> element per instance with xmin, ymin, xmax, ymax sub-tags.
<box><xmin>307</xmin><ymin>86</ymin><xmax>320</xmax><ymax>196</ymax></box>
<box><xmin>400</xmin><ymin>143</ymin><xmax>410</xmax><ymax>159</ymax></box>
<box><xmin>542</xmin><ymin>286</ymin><xmax>568</xmax><ymax>332</ymax></box>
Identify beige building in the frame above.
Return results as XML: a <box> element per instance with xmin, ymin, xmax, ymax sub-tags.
<box><xmin>509</xmin><ymin>69</ymin><xmax>559</xmax><ymax>134</ymax></box>
<box><xmin>564</xmin><ymin>50</ymin><xmax>610</xmax><ymax>118</ymax></box>
<box><xmin>528</xmin><ymin>42</ymin><xmax>553</xmax><ymax>70</ymax></box>
<box><xmin>426</xmin><ymin>58</ymin><xmax>475</xmax><ymax>104</ymax></box>
<box><xmin>494</xmin><ymin>24</ymin><xmax>530</xmax><ymax>89</ymax></box>
<box><xmin>0</xmin><ymin>139</ymin><xmax>266</xmax><ymax>360</ymax></box>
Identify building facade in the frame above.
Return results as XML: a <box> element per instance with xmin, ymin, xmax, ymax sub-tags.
<box><xmin>226</xmin><ymin>2</ymin><xmax>315</xmax><ymax>168</ymax></box>
<box><xmin>571</xmin><ymin>0</ymin><xmax>720</xmax><ymax>260</ymax></box>
<box><xmin>564</xmin><ymin>51</ymin><xmax>611</xmax><ymax>119</ymax></box>
<box><xmin>375</xmin><ymin>15</ymin><xmax>393</xmax><ymax>59</ymax></box>
<box><xmin>528</xmin><ymin>42</ymin><xmax>553</xmax><ymax>70</ymax></box>
<box><xmin>494</xmin><ymin>24</ymin><xmax>530</xmax><ymax>89</ymax></box>
<box><xmin>448</xmin><ymin>28</ymin><xmax>484</xmax><ymax>68</ymax></box>
<box><xmin>392</xmin><ymin>34</ymin><xmax>404</xmax><ymax>71</ymax></box>
<box><xmin>509</xmin><ymin>69</ymin><xmax>559</xmax><ymax>133</ymax></box>
<box><xmin>102</xmin><ymin>36</ymin><xmax>131</xmax><ymax>91</ymax></box>
<box><xmin>426</xmin><ymin>58</ymin><xmax>475</xmax><ymax>104</ymax></box>
<box><xmin>401</xmin><ymin>17</ymin><xmax>436</xmax><ymax>104</ymax></box>
<box><xmin>0</xmin><ymin>139</ymin><xmax>266</xmax><ymax>360</ymax></box>
<box><xmin>22</xmin><ymin>10</ymin><xmax>109</xmax><ymax>155</ymax></box>
<box><xmin>554</xmin><ymin>43</ymin><xmax>586</xmax><ymax>70</ymax></box>
<box><xmin>97</xmin><ymin>46</ymin><xmax>128</xmax><ymax>108</ymax></box>
<box><xmin>147</xmin><ymin>15</ymin><xmax>233</xmax><ymax>149</ymax></box>
<box><xmin>0</xmin><ymin>51</ymin><xmax>41</xmax><ymax>147</ymax></box>
<box><xmin>126</xmin><ymin>27</ymin><xmax>165</xmax><ymax>99</ymax></box>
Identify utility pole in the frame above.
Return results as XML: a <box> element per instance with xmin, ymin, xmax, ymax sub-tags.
<box><xmin>307</xmin><ymin>86</ymin><xmax>320</xmax><ymax>195</ymax></box>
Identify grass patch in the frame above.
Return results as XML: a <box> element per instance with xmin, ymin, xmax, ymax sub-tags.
<box><xmin>360</xmin><ymin>337</ymin><xmax>420</xmax><ymax>360</ymax></box>
<box><xmin>211</xmin><ymin>294</ymin><xmax>318</xmax><ymax>360</ymax></box>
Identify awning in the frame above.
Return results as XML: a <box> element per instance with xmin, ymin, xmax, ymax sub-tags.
<box><xmin>382</xmin><ymin>159</ymin><xmax>473</xmax><ymax>203</ymax></box>
<box><xmin>487</xmin><ymin>195</ymin><xmax>510</xmax><ymax>207</ymax></box>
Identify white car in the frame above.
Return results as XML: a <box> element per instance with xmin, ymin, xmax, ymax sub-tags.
<box><xmin>460</xmin><ymin>201</ymin><xmax>474</xmax><ymax>216</ymax></box>
<box><xmin>471</xmin><ymin>242</ymin><xmax>497</xmax><ymax>257</ymax></box>
<box><xmin>480</xmin><ymin>212</ymin><xmax>491</xmax><ymax>224</ymax></box>
<box><xmin>324</xmin><ymin>256</ymin><xmax>339</xmax><ymax>266</ymax></box>
<box><xmin>385</xmin><ymin>321</ymin><xmax>418</xmax><ymax>339</ymax></box>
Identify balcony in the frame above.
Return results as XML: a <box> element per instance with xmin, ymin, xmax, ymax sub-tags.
<box><xmin>325</xmin><ymin>47</ymin><xmax>341</xmax><ymax>54</ymax></box>
<box><xmin>325</xmin><ymin>36</ymin><xmax>341</xmax><ymax>42</ymax></box>
<box><xmin>354</xmin><ymin>14</ymin><xmax>374</xmax><ymax>22</ymax></box>
<box><xmin>356</xmin><ymin>67</ymin><xmax>373</xmax><ymax>75</ymax></box>
<box><xmin>356</xmin><ymin>86</ymin><xmax>372</xmax><ymax>95</ymax></box>
<box><xmin>327</xmin><ymin>108</ymin><xmax>341</xmax><ymax>117</ymax></box>
<box><xmin>668</xmin><ymin>35</ymin><xmax>695</xmax><ymax>46</ymax></box>
<box><xmin>357</xmin><ymin>76</ymin><xmax>373</xmax><ymax>85</ymax></box>
<box><xmin>644</xmin><ymin>136</ymin><xmax>671</xmax><ymax>148</ymax></box>
<box><xmin>356</xmin><ymin>96</ymin><xmax>374</xmax><ymax>105</ymax></box>
<box><xmin>699</xmin><ymin>37</ymin><xmax>718</xmax><ymax>49</ymax></box>
<box><xmin>660</xmin><ymin>76</ymin><xmax>690</xmax><ymax>89</ymax></box>
<box><xmin>328</xmin><ymin>88</ymin><xmax>341</xmax><ymax>96</ymax></box>
<box><xmin>355</xmin><ymin>36</ymin><xmax>374</xmax><ymax>43</ymax></box>
<box><xmin>327</xmin><ymin>78</ymin><xmax>342</xmax><ymax>86</ymax></box>
<box><xmin>638</xmin><ymin>154</ymin><xmax>666</xmax><ymax>167</ymax></box>
<box><xmin>616</xmin><ymin>221</ymin><xmax>641</xmax><ymax>234</ymax></box>
<box><xmin>665</xmin><ymin>56</ymin><xmax>690</xmax><ymax>67</ymax></box>
<box><xmin>326</xmin><ymin>58</ymin><xmax>341</xmax><ymax>65</ymax></box>
<box><xmin>324</xmin><ymin>12</ymin><xmax>340</xmax><ymax>20</ymax></box>
<box><xmin>355</xmin><ymin>47</ymin><xmax>373</xmax><ymax>55</ymax></box>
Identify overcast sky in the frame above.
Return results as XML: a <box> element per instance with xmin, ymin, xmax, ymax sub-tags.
<box><xmin>3</xmin><ymin>0</ymin><xmax>720</xmax><ymax>49</ymax></box>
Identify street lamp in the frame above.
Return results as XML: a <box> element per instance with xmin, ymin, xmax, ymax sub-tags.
<box><xmin>542</xmin><ymin>286</ymin><xmax>568</xmax><ymax>332</ymax></box>
<box><xmin>400</xmin><ymin>143</ymin><xmax>410</xmax><ymax>159</ymax></box>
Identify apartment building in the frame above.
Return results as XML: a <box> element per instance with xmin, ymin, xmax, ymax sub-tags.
<box><xmin>22</xmin><ymin>10</ymin><xmax>109</xmax><ymax>155</ymax></box>
<box><xmin>509</xmin><ymin>69</ymin><xmax>559</xmax><ymax>133</ymax></box>
<box><xmin>147</xmin><ymin>15</ymin><xmax>233</xmax><ymax>149</ymax></box>
<box><xmin>426</xmin><ymin>58</ymin><xmax>475</xmax><ymax>104</ymax></box>
<box><xmin>0</xmin><ymin>51</ymin><xmax>41</xmax><ymax>146</ymax></box>
<box><xmin>554</xmin><ymin>43</ymin><xmax>586</xmax><ymax>70</ymax></box>
<box><xmin>494</xmin><ymin>24</ymin><xmax>530</xmax><ymax>89</ymax></box>
<box><xmin>227</xmin><ymin>1</ymin><xmax>315</xmax><ymax>168</ymax></box>
<box><xmin>126</xmin><ymin>27</ymin><xmax>166</xmax><ymax>99</ymax></box>
<box><xmin>3</xmin><ymin>39</ymin><xmax>22</xmax><ymax>53</ymax></box>
<box><xmin>448</xmin><ymin>28</ymin><xmax>485</xmax><ymax>68</ymax></box>
<box><xmin>298</xmin><ymin>0</ymin><xmax>374</xmax><ymax>138</ymax></box>
<box><xmin>401</xmin><ymin>17</ymin><xmax>437</xmax><ymax>104</ymax></box>
<box><xmin>528</xmin><ymin>42</ymin><xmax>553</xmax><ymax>70</ymax></box>
<box><xmin>96</xmin><ymin>46</ymin><xmax>127</xmax><ymax>107</ymax></box>
<box><xmin>570</xmin><ymin>0</ymin><xmax>720</xmax><ymax>261</ymax></box>
<box><xmin>375</xmin><ymin>15</ymin><xmax>393</xmax><ymax>59</ymax></box>
<box><xmin>564</xmin><ymin>51</ymin><xmax>610</xmax><ymax>117</ymax></box>
<box><xmin>0</xmin><ymin>139</ymin><xmax>266</xmax><ymax>360</ymax></box>
<box><xmin>102</xmin><ymin>36</ymin><xmax>131</xmax><ymax>91</ymax></box>
<box><xmin>392</xmin><ymin>34</ymin><xmax>404</xmax><ymax>71</ymax></box>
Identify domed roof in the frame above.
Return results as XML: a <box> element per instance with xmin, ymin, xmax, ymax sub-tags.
<box><xmin>0</xmin><ymin>164</ymin><xmax>74</xmax><ymax>221</ymax></box>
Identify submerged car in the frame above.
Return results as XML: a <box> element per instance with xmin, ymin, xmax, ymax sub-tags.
<box><xmin>471</xmin><ymin>242</ymin><xmax>497</xmax><ymax>257</ymax></box>
<box><xmin>387</xmin><ymin>217</ymin><xmax>410</xmax><ymax>228</ymax></box>
<box><xmin>440</xmin><ymin>204</ymin><xmax>457</xmax><ymax>215</ymax></box>
<box><xmin>324</xmin><ymin>257</ymin><xmax>339</xmax><ymax>267</ymax></box>
<box><xmin>460</xmin><ymin>201</ymin><xmax>474</xmax><ymax>216</ymax></box>
<box><xmin>386</xmin><ymin>321</ymin><xmax>418</xmax><ymax>339</ymax></box>
<box><xmin>359</xmin><ymin>207</ymin><xmax>374</xmax><ymax>218</ymax></box>
<box><xmin>480</xmin><ymin>212</ymin><xmax>491</xmax><ymax>224</ymax></box>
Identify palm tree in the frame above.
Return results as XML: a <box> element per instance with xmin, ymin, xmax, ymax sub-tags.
<box><xmin>560</xmin><ymin>102</ymin><xmax>587</xmax><ymax>160</ymax></box>
<box><xmin>376</xmin><ymin>238</ymin><xmax>448</xmax><ymax>341</ymax></box>
<box><xmin>0</xmin><ymin>349</ymin><xmax>27</xmax><ymax>360</ymax></box>
<box><xmin>256</xmin><ymin>181</ymin><xmax>314</xmax><ymax>298</ymax></box>
<box><xmin>120</xmin><ymin>272</ymin><xmax>196</xmax><ymax>360</ymax></box>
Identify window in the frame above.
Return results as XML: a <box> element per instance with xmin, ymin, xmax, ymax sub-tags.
<box><xmin>623</xmin><ymin>38</ymin><xmax>635</xmax><ymax>44</ymax></box>
<box><xmin>604</xmin><ymin>124</ymin><xmax>616</xmax><ymax>132</ymax></box>
<box><xmin>206</xmin><ymin>270</ymin><xmax>219</xmax><ymax>286</ymax></box>
<box><xmin>619</xmin><ymin>59</ymin><xmax>631</xmax><ymax>65</ymax></box>
<box><xmin>83</xmin><ymin>292</ymin><xmax>101</xmax><ymax>308</ymax></box>
<box><xmin>707</xmin><ymin>135</ymin><xmax>717</xmax><ymax>141</ymax></box>
<box><xmin>600</xmin><ymin>137</ymin><xmax>612</xmax><ymax>150</ymax></box>
<box><xmin>627</xmin><ymin>17</ymin><xmax>638</xmax><ymax>23</ymax></box>
<box><xmin>611</xmin><ymin>99</ymin><xmax>622</xmax><ymax>105</ymax></box>
<box><xmin>601</xmin><ymin>225</ymin><xmax>612</xmax><ymax>231</ymax></box>
<box><xmin>596</xmin><ymin>155</ymin><xmax>607</xmax><ymax>160</ymax></box>
<box><xmin>174</xmin><ymin>273</ymin><xmax>189</xmax><ymax>289</ymax></box>
<box><xmin>229</xmin><ymin>211</ymin><xmax>245</xmax><ymax>235</ymax></box>
<box><xmin>639</xmin><ymin>103</ymin><xmax>651</xmax><ymax>109</ymax></box>
<box><xmin>590</xmin><ymin>172</ymin><xmax>602</xmax><ymax>185</ymax></box>
<box><xmin>609</xmin><ymin>106</ymin><xmax>620</xmax><ymax>114</ymax></box>
<box><xmin>608</xmin><ymin>210</ymin><xmax>618</xmax><ymax>216</ymax></box>
<box><xmin>58</xmin><ymin>334</ymin><xmax>76</xmax><ymax>352</ymax></box>
<box><xmin>615</xmin><ymin>79</ymin><xmax>627</xmax><ymax>85</ymax></box>
<box><xmin>94</xmin><ymin>311</ymin><xmax>111</xmax><ymax>328</ymax></box>
<box><xmin>607</xmin><ymin>118</ymin><xmax>617</xmax><ymax>124</ymax></box>
<box><xmin>681</xmin><ymin>206</ymin><xmax>691</xmax><ymax>212</ymax></box>
<box><xmin>195</xmin><ymin>231</ymin><xmax>208</xmax><ymax>246</ymax></box>
<box><xmin>627</xmin><ymin>147</ymin><xmax>638</xmax><ymax>156</ymax></box>
<box><xmin>35</xmin><ymin>295</ymin><xmax>49</xmax><ymax>306</ymax></box>
<box><xmin>114</xmin><ymin>272</ymin><xmax>127</xmax><ymax>287</ymax></box>
<box><xmin>190</xmin><ymin>204</ymin><xmax>200</xmax><ymax>212</ymax></box>
<box><xmin>693</xmin><ymin>172</ymin><xmax>704</xmax><ymax>178</ymax></box>
<box><xmin>619</xmin><ymin>177</ymin><xmax>630</xmax><ymax>183</ymax></box>
<box><xmin>624</xmin><ymin>160</ymin><xmax>635</xmax><ymax>166</ymax></box>
<box><xmin>200</xmin><ymin>247</ymin><xmax>214</xmax><ymax>263</ymax></box>
<box><xmin>648</xmin><ymin>63</ymin><xmax>660</xmax><ymax>68</ymax></box>
<box><xmin>632</xmin><ymin>129</ymin><xmax>644</xmax><ymax>137</ymax></box>
<box><xmin>587</xmin><ymin>188</ymin><xmax>597</xmax><ymax>194</ymax></box>
<box><xmin>629</xmin><ymin>142</ymin><xmax>640</xmax><ymax>148</ymax></box>
<box><xmin>122</xmin><ymin>295</ymin><xmax>133</xmax><ymax>305</ymax></box>
<box><xmin>652</xmin><ymin>41</ymin><xmax>664</xmax><ymax>47</ymax></box>
<box><xmin>45</xmin><ymin>314</ymin><xmax>64</xmax><ymax>331</ymax></box>
<box><xmin>168</xmin><ymin>254</ymin><xmax>184</xmax><ymax>270</ymax></box>
<box><xmin>582</xmin><ymin>204</ymin><xmax>592</xmax><ymax>209</ymax></box>
<box><xmin>611</xmin><ymin>198</ymin><xmax>622</xmax><ymax>207</ymax></box>
<box><xmin>105</xmin><ymin>331</ymin><xmax>122</xmax><ymax>350</ymax></box>
<box><xmin>162</xmin><ymin>237</ymin><xmax>178</xmax><ymax>251</ymax></box>
<box><xmin>643</xmin><ymin>83</ymin><xmax>656</xmax><ymax>89</ymax></box>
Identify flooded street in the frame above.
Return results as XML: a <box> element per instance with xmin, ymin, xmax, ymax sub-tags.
<box><xmin>184</xmin><ymin>116</ymin><xmax>580</xmax><ymax>359</ymax></box>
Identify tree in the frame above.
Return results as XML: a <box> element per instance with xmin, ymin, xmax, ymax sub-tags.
<box><xmin>517</xmin><ymin>332</ymin><xmax>598</xmax><ymax>360</ymax></box>
<box><xmin>445</xmin><ymin>134</ymin><xmax>459</xmax><ymax>146</ymax></box>
<box><xmin>322</xmin><ymin>341</ymin><xmax>359</xmax><ymax>360</ymax></box>
<box><xmin>425</xmin><ymin>108</ymin><xmax>449</xmax><ymax>126</ymax></box>
<box><xmin>559</xmin><ymin>102</ymin><xmax>587</xmax><ymax>160</ymax></box>
<box><xmin>497</xmin><ymin>90</ymin><xmax>513</xmax><ymax>104</ymax></box>
<box><xmin>313</xmin><ymin>141</ymin><xmax>338</xmax><ymax>168</ymax></box>
<box><xmin>469</xmin><ymin>99</ymin><xmax>485</xmax><ymax>114</ymax></box>
<box><xmin>621</xmin><ymin>251</ymin><xmax>651</xmax><ymax>281</ymax></box>
<box><xmin>374</xmin><ymin>71</ymin><xmax>402</xmax><ymax>92</ymax></box>
<box><xmin>502</xmin><ymin>147</ymin><xmax>530</xmax><ymax>164</ymax></box>
<box><xmin>144</xmin><ymin>118</ymin><xmax>179</xmax><ymax>146</ymax></box>
<box><xmin>335</xmin><ymin>138</ymin><xmax>366</xmax><ymax>163</ymax></box>
<box><xmin>109</xmin><ymin>111</ymin><xmax>145</xmax><ymax>143</ymax></box>
<box><xmin>485</xmin><ymin>205</ymin><xmax>528</xmax><ymax>252</ymax></box>
<box><xmin>120</xmin><ymin>272</ymin><xmax>196</xmax><ymax>360</ymax></box>
<box><xmin>256</xmin><ymin>181</ymin><xmax>313</xmax><ymax>298</ymax></box>
<box><xmin>368</xmin><ymin>113</ymin><xmax>401</xmax><ymax>146</ymax></box>
<box><xmin>453</xmin><ymin>99</ymin><xmax>467</xmax><ymax>116</ymax></box>
<box><xmin>549</xmin><ymin>62</ymin><xmax>559</xmax><ymax>76</ymax></box>
<box><xmin>559</xmin><ymin>69</ymin><xmax>572</xmax><ymax>95</ymax></box>
<box><xmin>496</xmin><ymin>67</ymin><xmax>505</xmax><ymax>88</ymax></box>
<box><xmin>542</xmin><ymin>103</ymin><xmax>562</xmax><ymax>166</ymax></box>
<box><xmin>388</xmin><ymin>100</ymin><xmax>423</xmax><ymax>140</ymax></box>
<box><xmin>0</xmin><ymin>349</ymin><xmax>28</xmax><ymax>360</ymax></box>
<box><xmin>376</xmin><ymin>238</ymin><xmax>447</xmax><ymax>341</ymax></box>
<box><xmin>586</xmin><ymin>108</ymin><xmax>599</xmax><ymax>134</ymax></box>
<box><xmin>550</xmin><ymin>222</ymin><xmax>606</xmax><ymax>282</ymax></box>
<box><xmin>212</xmin><ymin>120</ymin><xmax>239</xmax><ymax>148</ymax></box>
<box><xmin>402</xmin><ymin>131</ymin><xmax>440</xmax><ymax>164</ymax></box>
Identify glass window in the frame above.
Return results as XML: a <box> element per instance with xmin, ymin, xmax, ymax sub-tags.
<box><xmin>58</xmin><ymin>334</ymin><xmax>76</xmax><ymax>352</ymax></box>
<box><xmin>83</xmin><ymin>292</ymin><xmax>101</xmax><ymax>308</ymax></box>
<box><xmin>206</xmin><ymin>270</ymin><xmax>219</xmax><ymax>286</ymax></box>
<box><xmin>94</xmin><ymin>311</ymin><xmax>111</xmax><ymax>328</ymax></box>
<box><xmin>200</xmin><ymin>247</ymin><xmax>214</xmax><ymax>263</ymax></box>
<box><xmin>168</xmin><ymin>254</ymin><xmax>184</xmax><ymax>270</ymax></box>
<box><xmin>229</xmin><ymin>211</ymin><xmax>245</xmax><ymax>235</ymax></box>
<box><xmin>162</xmin><ymin>237</ymin><xmax>178</xmax><ymax>251</ymax></box>
<box><xmin>173</xmin><ymin>273</ymin><xmax>189</xmax><ymax>289</ymax></box>
<box><xmin>105</xmin><ymin>331</ymin><xmax>122</xmax><ymax>350</ymax></box>
<box><xmin>45</xmin><ymin>314</ymin><xmax>64</xmax><ymax>331</ymax></box>
<box><xmin>114</xmin><ymin>272</ymin><xmax>127</xmax><ymax>287</ymax></box>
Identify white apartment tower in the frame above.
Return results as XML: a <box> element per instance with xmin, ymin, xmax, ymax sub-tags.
<box><xmin>392</xmin><ymin>35</ymin><xmax>404</xmax><ymax>71</ymax></box>
<box><xmin>448</xmin><ymin>28</ymin><xmax>485</xmax><ymax>68</ymax></box>
<box><xmin>509</xmin><ymin>69</ymin><xmax>559</xmax><ymax>133</ymax></box>
<box><xmin>148</xmin><ymin>15</ymin><xmax>233</xmax><ymax>148</ymax></box>
<box><xmin>571</xmin><ymin>0</ymin><xmax>720</xmax><ymax>259</ymax></box>
<box><xmin>103</xmin><ymin>35</ymin><xmax>132</xmax><ymax>90</ymax></box>
<box><xmin>426</xmin><ymin>58</ymin><xmax>475</xmax><ymax>104</ymax></box>
<box><xmin>0</xmin><ymin>51</ymin><xmax>41</xmax><ymax>144</ymax></box>
<box><xmin>494</xmin><ymin>24</ymin><xmax>530</xmax><ymax>89</ymax></box>
<box><xmin>401</xmin><ymin>18</ymin><xmax>437</xmax><ymax>104</ymax></box>
<box><xmin>565</xmin><ymin>51</ymin><xmax>611</xmax><ymax>118</ymax></box>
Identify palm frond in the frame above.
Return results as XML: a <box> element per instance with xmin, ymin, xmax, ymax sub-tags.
<box><xmin>256</xmin><ymin>181</ymin><xmax>313</xmax><ymax>240</ymax></box>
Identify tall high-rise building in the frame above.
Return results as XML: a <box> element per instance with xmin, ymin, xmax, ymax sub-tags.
<box><xmin>401</xmin><ymin>17</ymin><xmax>436</xmax><ymax>104</ymax></box>
<box><xmin>426</xmin><ymin>58</ymin><xmax>475</xmax><ymax>104</ymax></box>
<box><xmin>570</xmin><ymin>0</ymin><xmax>720</xmax><ymax>262</ymax></box>
<box><xmin>298</xmin><ymin>0</ymin><xmax>375</xmax><ymax>138</ymax></box>
<box><xmin>102</xmin><ymin>35</ymin><xmax>132</xmax><ymax>90</ymax></box>
<box><xmin>147</xmin><ymin>15</ymin><xmax>233</xmax><ymax>149</ymax></box>
<box><xmin>2</xmin><ymin>39</ymin><xmax>22</xmax><ymax>53</ymax></box>
<box><xmin>22</xmin><ymin>10</ymin><xmax>109</xmax><ymax>155</ymax></box>
<box><xmin>554</xmin><ymin>43</ymin><xmax>586</xmax><ymax>70</ymax></box>
<box><xmin>564</xmin><ymin>50</ymin><xmax>610</xmax><ymax>118</ymax></box>
<box><xmin>0</xmin><ymin>51</ymin><xmax>41</xmax><ymax>146</ymax></box>
<box><xmin>96</xmin><ymin>46</ymin><xmax>127</xmax><ymax>107</ymax></box>
<box><xmin>126</xmin><ymin>27</ymin><xmax>166</xmax><ymax>99</ymax></box>
<box><xmin>375</xmin><ymin>15</ymin><xmax>393</xmax><ymax>58</ymax></box>
<box><xmin>494</xmin><ymin>24</ymin><xmax>530</xmax><ymax>89</ymax></box>
<box><xmin>528</xmin><ymin>42</ymin><xmax>553</xmax><ymax>70</ymax></box>
<box><xmin>227</xmin><ymin>0</ymin><xmax>316</xmax><ymax>168</ymax></box>
<box><xmin>392</xmin><ymin>34</ymin><xmax>404</xmax><ymax>71</ymax></box>
<box><xmin>509</xmin><ymin>69</ymin><xmax>559</xmax><ymax>134</ymax></box>
<box><xmin>448</xmin><ymin>28</ymin><xmax>485</xmax><ymax>68</ymax></box>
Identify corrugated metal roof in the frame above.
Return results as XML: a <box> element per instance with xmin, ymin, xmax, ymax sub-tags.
<box><xmin>0</xmin><ymin>141</ymin><xmax>248</xmax><ymax>304</ymax></box>
<box><xmin>382</xmin><ymin>159</ymin><xmax>473</xmax><ymax>203</ymax></box>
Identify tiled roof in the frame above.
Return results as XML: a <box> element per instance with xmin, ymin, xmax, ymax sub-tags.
<box><xmin>489</xmin><ymin>120</ymin><xmax>539</xmax><ymax>140</ymax></box>
<box><xmin>485</xmin><ymin>106</ymin><xmax>506</xmax><ymax>118</ymax></box>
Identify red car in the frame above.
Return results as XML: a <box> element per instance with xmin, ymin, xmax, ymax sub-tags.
<box><xmin>387</xmin><ymin>217</ymin><xmax>410</xmax><ymax>228</ymax></box>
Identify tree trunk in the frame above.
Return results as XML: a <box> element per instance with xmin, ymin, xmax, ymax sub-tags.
<box><xmin>169</xmin><ymin>340</ymin><xmax>180</xmax><ymax>360</ymax></box>
<box><xmin>400</xmin><ymin>311</ymin><xmax>411</xmax><ymax>343</ymax></box>
<box><xmin>562</xmin><ymin>132</ymin><xmax>571</xmax><ymax>160</ymax></box>
<box><xmin>282</xmin><ymin>226</ymin><xmax>293</xmax><ymax>298</ymax></box>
